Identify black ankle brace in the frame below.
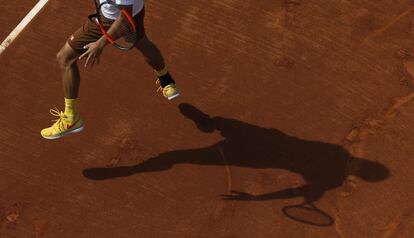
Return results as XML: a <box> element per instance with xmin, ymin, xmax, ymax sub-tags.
<box><xmin>158</xmin><ymin>73</ymin><xmax>175</xmax><ymax>88</ymax></box>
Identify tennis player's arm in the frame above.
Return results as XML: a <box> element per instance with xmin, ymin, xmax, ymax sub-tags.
<box><xmin>97</xmin><ymin>5</ymin><xmax>133</xmax><ymax>46</ymax></box>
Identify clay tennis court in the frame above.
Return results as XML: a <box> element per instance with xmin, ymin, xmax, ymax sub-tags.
<box><xmin>1</xmin><ymin>0</ymin><xmax>414</xmax><ymax>237</ymax></box>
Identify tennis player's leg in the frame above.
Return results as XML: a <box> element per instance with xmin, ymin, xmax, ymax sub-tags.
<box><xmin>39</xmin><ymin>19</ymin><xmax>105</xmax><ymax>139</ymax></box>
<box><xmin>40</xmin><ymin>16</ymin><xmax>106</xmax><ymax>139</ymax></box>
<box><xmin>135</xmin><ymin>35</ymin><xmax>165</xmax><ymax>72</ymax></box>
<box><xmin>134</xmin><ymin>7</ymin><xmax>180</xmax><ymax>100</ymax></box>
<box><xmin>40</xmin><ymin>42</ymin><xmax>85</xmax><ymax>139</ymax></box>
<box><xmin>56</xmin><ymin>42</ymin><xmax>84</xmax><ymax>130</ymax></box>
<box><xmin>56</xmin><ymin>42</ymin><xmax>81</xmax><ymax>100</ymax></box>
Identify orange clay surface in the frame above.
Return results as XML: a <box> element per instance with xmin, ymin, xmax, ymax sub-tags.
<box><xmin>0</xmin><ymin>0</ymin><xmax>414</xmax><ymax>237</ymax></box>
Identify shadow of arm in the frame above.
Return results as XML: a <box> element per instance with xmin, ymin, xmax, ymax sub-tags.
<box><xmin>221</xmin><ymin>186</ymin><xmax>309</xmax><ymax>201</ymax></box>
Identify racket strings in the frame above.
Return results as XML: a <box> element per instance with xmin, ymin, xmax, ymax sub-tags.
<box><xmin>114</xmin><ymin>19</ymin><xmax>137</xmax><ymax>45</ymax></box>
<box><xmin>91</xmin><ymin>2</ymin><xmax>138</xmax><ymax>50</ymax></box>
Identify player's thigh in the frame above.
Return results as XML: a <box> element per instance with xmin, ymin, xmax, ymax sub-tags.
<box><xmin>56</xmin><ymin>42</ymin><xmax>80</xmax><ymax>66</ymax></box>
<box><xmin>133</xmin><ymin>7</ymin><xmax>146</xmax><ymax>47</ymax></box>
<box><xmin>66</xmin><ymin>19</ymin><xmax>103</xmax><ymax>55</ymax></box>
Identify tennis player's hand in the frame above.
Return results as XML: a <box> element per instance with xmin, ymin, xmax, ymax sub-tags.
<box><xmin>79</xmin><ymin>41</ymin><xmax>105</xmax><ymax>67</ymax></box>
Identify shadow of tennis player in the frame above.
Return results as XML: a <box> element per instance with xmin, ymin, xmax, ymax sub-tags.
<box><xmin>83</xmin><ymin>103</ymin><xmax>390</xmax><ymax>206</ymax></box>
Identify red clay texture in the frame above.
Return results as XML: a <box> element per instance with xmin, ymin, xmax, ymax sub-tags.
<box><xmin>0</xmin><ymin>0</ymin><xmax>413</xmax><ymax>237</ymax></box>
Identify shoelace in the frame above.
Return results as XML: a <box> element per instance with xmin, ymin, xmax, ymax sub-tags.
<box><xmin>156</xmin><ymin>79</ymin><xmax>177</xmax><ymax>97</ymax></box>
<box><xmin>155</xmin><ymin>79</ymin><xmax>162</xmax><ymax>92</ymax></box>
<box><xmin>156</xmin><ymin>79</ymin><xmax>175</xmax><ymax>91</ymax></box>
<box><xmin>49</xmin><ymin>107</ymin><xmax>67</xmax><ymax>131</ymax></box>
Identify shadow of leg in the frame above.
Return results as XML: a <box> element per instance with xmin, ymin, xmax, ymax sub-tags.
<box><xmin>179</xmin><ymin>103</ymin><xmax>214</xmax><ymax>133</ymax></box>
<box><xmin>82</xmin><ymin>156</ymin><xmax>173</xmax><ymax>180</ymax></box>
<box><xmin>83</xmin><ymin>145</ymin><xmax>222</xmax><ymax>180</ymax></box>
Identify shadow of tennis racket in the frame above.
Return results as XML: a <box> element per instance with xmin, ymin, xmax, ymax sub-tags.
<box><xmin>221</xmin><ymin>190</ymin><xmax>334</xmax><ymax>226</ymax></box>
<box><xmin>282</xmin><ymin>202</ymin><xmax>334</xmax><ymax>226</ymax></box>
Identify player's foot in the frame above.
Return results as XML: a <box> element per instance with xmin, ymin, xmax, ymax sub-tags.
<box><xmin>156</xmin><ymin>79</ymin><xmax>180</xmax><ymax>100</ymax></box>
<box><xmin>40</xmin><ymin>107</ymin><xmax>84</xmax><ymax>140</ymax></box>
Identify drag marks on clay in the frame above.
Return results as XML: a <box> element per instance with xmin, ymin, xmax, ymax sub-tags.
<box><xmin>347</xmin><ymin>8</ymin><xmax>377</xmax><ymax>40</ymax></box>
<box><xmin>33</xmin><ymin>219</ymin><xmax>49</xmax><ymax>238</ymax></box>
<box><xmin>1</xmin><ymin>203</ymin><xmax>21</xmax><ymax>234</ymax></box>
<box><xmin>174</xmin><ymin>0</ymin><xmax>295</xmax><ymax>60</ymax></box>
<box><xmin>5</xmin><ymin>203</ymin><xmax>19</xmax><ymax>223</ymax></box>
<box><xmin>340</xmin><ymin>87</ymin><xmax>414</xmax><ymax>196</ymax></box>
<box><xmin>218</xmin><ymin>146</ymin><xmax>232</xmax><ymax>192</ymax></box>
<box><xmin>176</xmin><ymin>5</ymin><xmax>203</xmax><ymax>41</ymax></box>
<box><xmin>402</xmin><ymin>61</ymin><xmax>414</xmax><ymax>87</ymax></box>
<box><xmin>171</xmin><ymin>0</ymin><xmax>301</xmax><ymax>102</ymax></box>
<box><xmin>334</xmin><ymin>213</ymin><xmax>347</xmax><ymax>238</ymax></box>
<box><xmin>397</xmin><ymin>48</ymin><xmax>414</xmax><ymax>87</ymax></box>
<box><xmin>261</xmin><ymin>0</ymin><xmax>298</xmax><ymax>60</ymax></box>
<box><xmin>83</xmin><ymin>120</ymin><xmax>146</xmax><ymax>166</ymax></box>
<box><xmin>184</xmin><ymin>3</ymin><xmax>250</xmax><ymax>55</ymax></box>
<box><xmin>0</xmin><ymin>203</ymin><xmax>7</xmax><ymax>232</ymax></box>
<box><xmin>285</xmin><ymin>0</ymin><xmax>301</xmax><ymax>5</ymax></box>
<box><xmin>85</xmin><ymin>136</ymin><xmax>145</xmax><ymax>167</ymax></box>
<box><xmin>274</xmin><ymin>56</ymin><xmax>296</xmax><ymax>70</ymax></box>
<box><xmin>291</xmin><ymin>1</ymin><xmax>398</xmax><ymax>78</ymax></box>
<box><xmin>397</xmin><ymin>48</ymin><xmax>414</xmax><ymax>60</ymax></box>
<box><xmin>380</xmin><ymin>209</ymin><xmax>414</xmax><ymax>238</ymax></box>
<box><xmin>334</xmin><ymin>17</ymin><xmax>414</xmax><ymax>197</ymax></box>
<box><xmin>409</xmin><ymin>17</ymin><xmax>414</xmax><ymax>35</ymax></box>
<box><xmin>264</xmin><ymin>8</ymin><xmax>287</xmax><ymax>31</ymax></box>
<box><xmin>359</xmin><ymin>4</ymin><xmax>414</xmax><ymax>46</ymax></box>
<box><xmin>205</xmin><ymin>202</ymin><xmax>231</xmax><ymax>237</ymax></box>
<box><xmin>108</xmin><ymin>137</ymin><xmax>143</xmax><ymax>167</ymax></box>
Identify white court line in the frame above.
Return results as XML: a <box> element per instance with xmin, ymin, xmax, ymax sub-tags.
<box><xmin>0</xmin><ymin>0</ymin><xmax>50</xmax><ymax>55</ymax></box>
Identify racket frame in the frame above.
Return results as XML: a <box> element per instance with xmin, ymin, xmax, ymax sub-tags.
<box><xmin>88</xmin><ymin>1</ymin><xmax>138</xmax><ymax>50</ymax></box>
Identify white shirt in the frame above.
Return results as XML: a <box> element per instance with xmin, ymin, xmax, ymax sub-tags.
<box><xmin>99</xmin><ymin>0</ymin><xmax>144</xmax><ymax>19</ymax></box>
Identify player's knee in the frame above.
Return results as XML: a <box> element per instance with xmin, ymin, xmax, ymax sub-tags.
<box><xmin>56</xmin><ymin>50</ymin><xmax>67</xmax><ymax>67</ymax></box>
<box><xmin>56</xmin><ymin>49</ymin><xmax>75</xmax><ymax>68</ymax></box>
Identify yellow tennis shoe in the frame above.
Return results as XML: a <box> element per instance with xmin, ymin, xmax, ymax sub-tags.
<box><xmin>40</xmin><ymin>107</ymin><xmax>84</xmax><ymax>140</ymax></box>
<box><xmin>156</xmin><ymin>79</ymin><xmax>180</xmax><ymax>100</ymax></box>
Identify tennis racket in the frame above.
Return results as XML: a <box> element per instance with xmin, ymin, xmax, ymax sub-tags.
<box><xmin>88</xmin><ymin>0</ymin><xmax>138</xmax><ymax>50</ymax></box>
